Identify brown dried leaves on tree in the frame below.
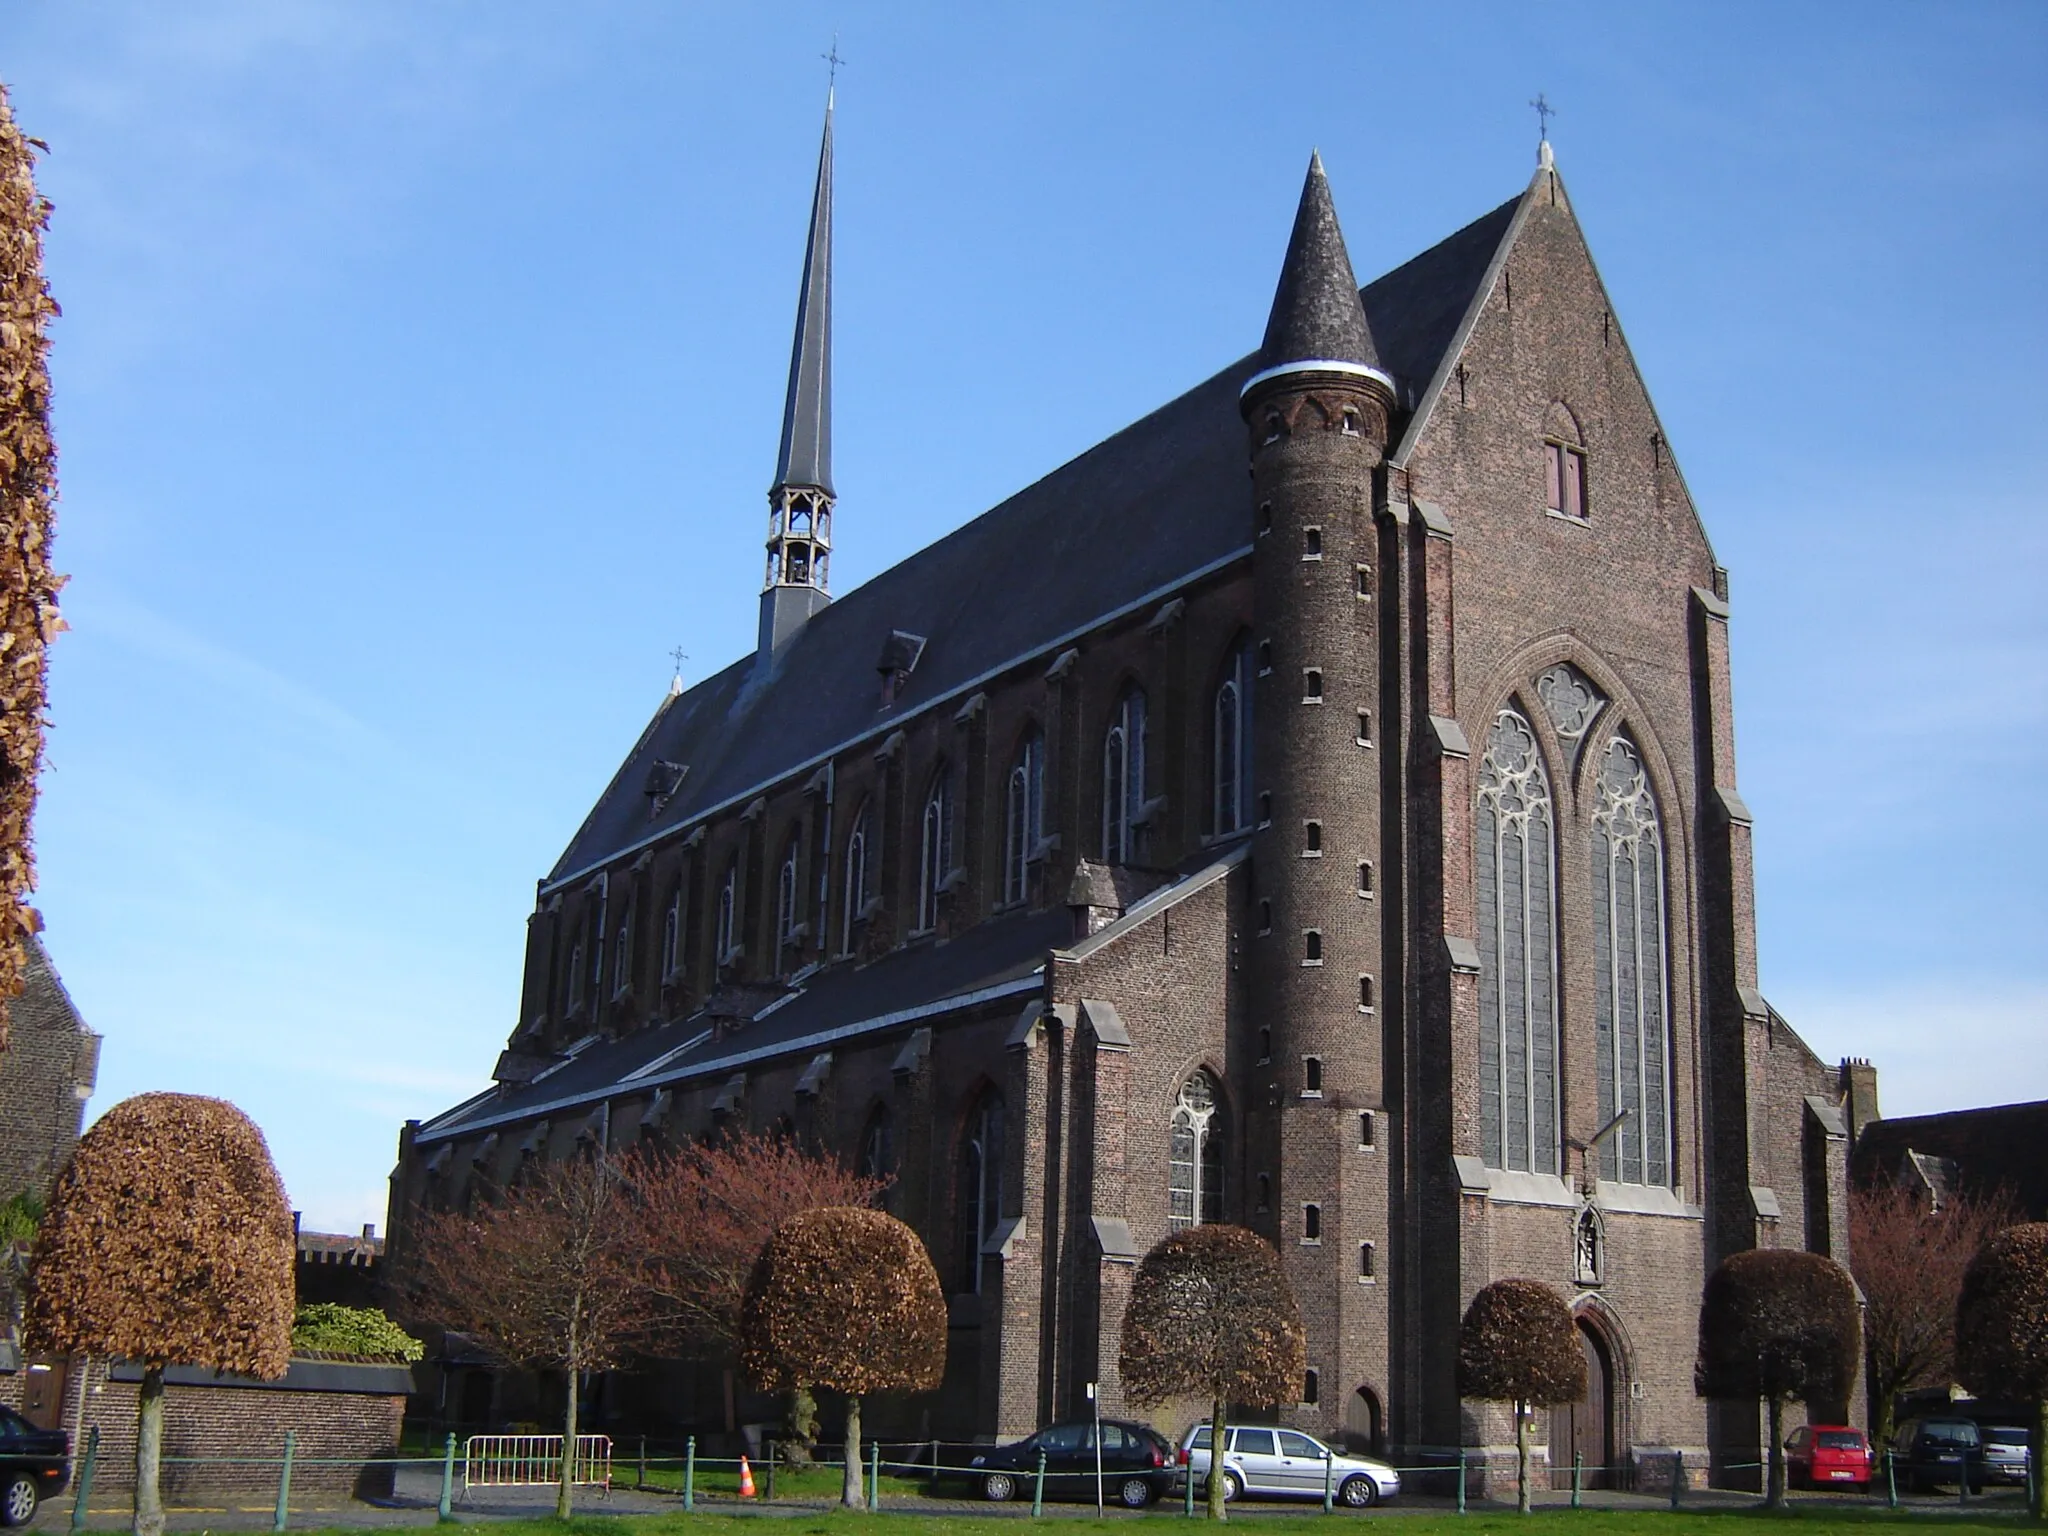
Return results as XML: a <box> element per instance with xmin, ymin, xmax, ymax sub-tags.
<box><xmin>1457</xmin><ymin>1278</ymin><xmax>1586</xmax><ymax>1406</ymax></box>
<box><xmin>617</xmin><ymin>1131</ymin><xmax>885</xmax><ymax>1360</ymax></box>
<box><xmin>1851</xmin><ymin>1180</ymin><xmax>2016</xmax><ymax>1445</ymax></box>
<box><xmin>1119</xmin><ymin>1224</ymin><xmax>1306</xmax><ymax>1408</ymax></box>
<box><xmin>1695</xmin><ymin>1248</ymin><xmax>1861</xmax><ymax>1507</ymax></box>
<box><xmin>1954</xmin><ymin>1222</ymin><xmax>2048</xmax><ymax>1520</ymax></box>
<box><xmin>0</xmin><ymin>86</ymin><xmax>67</xmax><ymax>1053</ymax></box>
<box><xmin>739</xmin><ymin>1205</ymin><xmax>946</xmax><ymax>1398</ymax></box>
<box><xmin>24</xmin><ymin>1094</ymin><xmax>294</xmax><ymax>1376</ymax></box>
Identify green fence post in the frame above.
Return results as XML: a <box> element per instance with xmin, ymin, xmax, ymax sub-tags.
<box><xmin>271</xmin><ymin>1428</ymin><xmax>296</xmax><ymax>1532</ymax></box>
<box><xmin>438</xmin><ymin>1433</ymin><xmax>456</xmax><ymax>1522</ymax></box>
<box><xmin>1321</xmin><ymin>1449</ymin><xmax>1334</xmax><ymax>1512</ymax></box>
<box><xmin>1032</xmin><ymin>1448</ymin><xmax>1046</xmax><ymax>1518</ymax></box>
<box><xmin>1182</xmin><ymin>1452</ymin><xmax>1194</xmax><ymax>1518</ymax></box>
<box><xmin>766</xmin><ymin>1440</ymin><xmax>776</xmax><ymax>1502</ymax></box>
<box><xmin>1456</xmin><ymin>1448</ymin><xmax>1467</xmax><ymax>1515</ymax></box>
<box><xmin>684</xmin><ymin>1436</ymin><xmax>695</xmax><ymax>1513</ymax></box>
<box><xmin>1669</xmin><ymin>1452</ymin><xmax>1682</xmax><ymax>1510</ymax></box>
<box><xmin>1570</xmin><ymin>1451</ymin><xmax>1581</xmax><ymax>1509</ymax></box>
<box><xmin>69</xmin><ymin>1425</ymin><xmax>99</xmax><ymax>1534</ymax></box>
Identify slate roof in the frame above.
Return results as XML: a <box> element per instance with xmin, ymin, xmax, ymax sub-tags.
<box><xmin>545</xmin><ymin>189</ymin><xmax>1525</xmax><ymax>890</ymax></box>
<box><xmin>1259</xmin><ymin>152</ymin><xmax>1381</xmax><ymax>374</ymax></box>
<box><xmin>1851</xmin><ymin>1099</ymin><xmax>2048</xmax><ymax>1220</ymax></box>
<box><xmin>421</xmin><ymin>903</ymin><xmax>1070</xmax><ymax>1142</ymax></box>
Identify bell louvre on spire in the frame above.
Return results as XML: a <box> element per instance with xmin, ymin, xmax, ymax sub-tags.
<box><xmin>760</xmin><ymin>89</ymin><xmax>837</xmax><ymax>658</ymax></box>
<box><xmin>1243</xmin><ymin>152</ymin><xmax>1391</xmax><ymax>398</ymax></box>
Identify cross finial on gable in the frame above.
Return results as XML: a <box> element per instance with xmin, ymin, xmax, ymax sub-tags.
<box><xmin>668</xmin><ymin>646</ymin><xmax>689</xmax><ymax>692</ymax></box>
<box><xmin>1530</xmin><ymin>92</ymin><xmax>1556</xmax><ymax>142</ymax></box>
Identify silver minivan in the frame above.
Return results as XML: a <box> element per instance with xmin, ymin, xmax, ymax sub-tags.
<box><xmin>1180</xmin><ymin>1423</ymin><xmax>1401</xmax><ymax>1507</ymax></box>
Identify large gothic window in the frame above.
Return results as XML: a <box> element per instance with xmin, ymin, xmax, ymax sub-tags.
<box><xmin>841</xmin><ymin>800</ymin><xmax>871</xmax><ymax>955</ymax></box>
<box><xmin>1168</xmin><ymin>1070</ymin><xmax>1226</xmax><ymax>1230</ymax></box>
<box><xmin>1476</xmin><ymin>707</ymin><xmax>1560</xmax><ymax>1174</ymax></box>
<box><xmin>1101</xmin><ymin>687</ymin><xmax>1148</xmax><ymax>864</ymax></box>
<box><xmin>1213</xmin><ymin>644</ymin><xmax>1254</xmax><ymax>835</ymax></box>
<box><xmin>918</xmin><ymin>765</ymin><xmax>954</xmax><ymax>932</ymax></box>
<box><xmin>1592</xmin><ymin>736</ymin><xmax>1671</xmax><ymax>1186</ymax></box>
<box><xmin>1003</xmin><ymin>730</ymin><xmax>1044</xmax><ymax>906</ymax></box>
<box><xmin>958</xmin><ymin>1090</ymin><xmax>1005</xmax><ymax>1292</ymax></box>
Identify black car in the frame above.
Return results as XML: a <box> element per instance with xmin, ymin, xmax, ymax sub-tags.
<box><xmin>967</xmin><ymin>1420</ymin><xmax>1177</xmax><ymax>1507</ymax></box>
<box><xmin>1891</xmin><ymin>1417</ymin><xmax>1983</xmax><ymax>1494</ymax></box>
<box><xmin>0</xmin><ymin>1405</ymin><xmax>70</xmax><ymax>1527</ymax></box>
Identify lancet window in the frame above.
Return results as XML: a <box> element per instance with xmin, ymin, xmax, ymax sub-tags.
<box><xmin>1476</xmin><ymin>707</ymin><xmax>1560</xmax><ymax>1174</ymax></box>
<box><xmin>1102</xmin><ymin>687</ymin><xmax>1148</xmax><ymax>864</ymax></box>
<box><xmin>1168</xmin><ymin>1070</ymin><xmax>1226</xmax><ymax>1231</ymax></box>
<box><xmin>1003</xmin><ymin>730</ymin><xmax>1044</xmax><ymax>906</ymax></box>
<box><xmin>959</xmin><ymin>1090</ymin><xmax>1005</xmax><ymax>1292</ymax></box>
<box><xmin>918</xmin><ymin>765</ymin><xmax>954</xmax><ymax>932</ymax></box>
<box><xmin>1213</xmin><ymin>644</ymin><xmax>1254</xmax><ymax>835</ymax></box>
<box><xmin>841</xmin><ymin>801</ymin><xmax>871</xmax><ymax>955</ymax></box>
<box><xmin>1592</xmin><ymin>736</ymin><xmax>1672</xmax><ymax>1186</ymax></box>
<box><xmin>775</xmin><ymin>834</ymin><xmax>802</xmax><ymax>965</ymax></box>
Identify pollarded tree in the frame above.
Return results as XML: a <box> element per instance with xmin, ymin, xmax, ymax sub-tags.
<box><xmin>1458</xmin><ymin>1279</ymin><xmax>1586</xmax><ymax>1514</ymax></box>
<box><xmin>1954</xmin><ymin>1222</ymin><xmax>2047</xmax><ymax>1521</ymax></box>
<box><xmin>1118</xmin><ymin>1225</ymin><xmax>1306</xmax><ymax>1521</ymax></box>
<box><xmin>404</xmin><ymin>1153</ymin><xmax>643</xmax><ymax>1520</ymax></box>
<box><xmin>739</xmin><ymin>1206</ymin><xmax>946</xmax><ymax>1509</ymax></box>
<box><xmin>0</xmin><ymin>85</ymin><xmax>68</xmax><ymax>1053</ymax></box>
<box><xmin>24</xmin><ymin>1094</ymin><xmax>294</xmax><ymax>1536</ymax></box>
<box><xmin>1695</xmin><ymin>1249</ymin><xmax>1861</xmax><ymax>1508</ymax></box>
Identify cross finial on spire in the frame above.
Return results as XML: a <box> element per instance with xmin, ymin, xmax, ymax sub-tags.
<box><xmin>822</xmin><ymin>35</ymin><xmax>846</xmax><ymax>95</ymax></box>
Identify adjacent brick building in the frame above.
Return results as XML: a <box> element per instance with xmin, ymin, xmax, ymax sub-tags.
<box><xmin>0</xmin><ymin>935</ymin><xmax>100</xmax><ymax>1206</ymax></box>
<box><xmin>392</xmin><ymin>120</ymin><xmax>1859</xmax><ymax>1488</ymax></box>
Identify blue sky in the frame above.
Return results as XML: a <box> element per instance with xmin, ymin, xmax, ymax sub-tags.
<box><xmin>3</xmin><ymin>3</ymin><xmax>2042</xmax><ymax>1232</ymax></box>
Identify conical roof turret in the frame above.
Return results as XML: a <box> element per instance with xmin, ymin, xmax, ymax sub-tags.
<box><xmin>1252</xmin><ymin>152</ymin><xmax>1387</xmax><ymax>386</ymax></box>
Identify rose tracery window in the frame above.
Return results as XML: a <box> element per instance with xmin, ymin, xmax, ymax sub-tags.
<box><xmin>1592</xmin><ymin>736</ymin><xmax>1672</xmax><ymax>1186</ymax></box>
<box><xmin>1168</xmin><ymin>1070</ymin><xmax>1226</xmax><ymax>1231</ymax></box>
<box><xmin>1476</xmin><ymin>707</ymin><xmax>1560</xmax><ymax>1174</ymax></box>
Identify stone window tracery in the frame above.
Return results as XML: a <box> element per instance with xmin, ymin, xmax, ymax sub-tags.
<box><xmin>1168</xmin><ymin>1070</ymin><xmax>1226</xmax><ymax>1231</ymax></box>
<box><xmin>1535</xmin><ymin>663</ymin><xmax>1606</xmax><ymax>766</ymax></box>
<box><xmin>1592</xmin><ymin>735</ymin><xmax>1671</xmax><ymax>1186</ymax></box>
<box><xmin>1476</xmin><ymin>707</ymin><xmax>1560</xmax><ymax>1174</ymax></box>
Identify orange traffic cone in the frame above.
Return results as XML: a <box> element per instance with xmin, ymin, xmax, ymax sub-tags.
<box><xmin>738</xmin><ymin>1455</ymin><xmax>757</xmax><ymax>1499</ymax></box>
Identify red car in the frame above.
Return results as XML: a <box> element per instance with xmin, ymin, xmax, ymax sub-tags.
<box><xmin>1785</xmin><ymin>1425</ymin><xmax>1873</xmax><ymax>1490</ymax></box>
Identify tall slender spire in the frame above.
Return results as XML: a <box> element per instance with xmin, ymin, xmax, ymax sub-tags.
<box><xmin>759</xmin><ymin>92</ymin><xmax>836</xmax><ymax>658</ymax></box>
<box><xmin>1244</xmin><ymin>151</ymin><xmax>1390</xmax><ymax>396</ymax></box>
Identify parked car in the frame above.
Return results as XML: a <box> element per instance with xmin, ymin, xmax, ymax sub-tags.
<box><xmin>1977</xmin><ymin>1423</ymin><xmax>2032</xmax><ymax>1487</ymax></box>
<box><xmin>1784</xmin><ymin>1424</ymin><xmax>1872</xmax><ymax>1490</ymax></box>
<box><xmin>0</xmin><ymin>1405</ymin><xmax>70</xmax><ymax>1527</ymax></box>
<box><xmin>1891</xmin><ymin>1417</ymin><xmax>1983</xmax><ymax>1493</ymax></box>
<box><xmin>967</xmin><ymin>1419</ymin><xmax>1178</xmax><ymax>1507</ymax></box>
<box><xmin>1179</xmin><ymin>1422</ymin><xmax>1401</xmax><ymax>1507</ymax></box>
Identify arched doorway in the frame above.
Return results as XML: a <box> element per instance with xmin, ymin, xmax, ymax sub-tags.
<box><xmin>1547</xmin><ymin>1321</ymin><xmax>1615</xmax><ymax>1487</ymax></box>
<box><xmin>1344</xmin><ymin>1386</ymin><xmax>1384</xmax><ymax>1456</ymax></box>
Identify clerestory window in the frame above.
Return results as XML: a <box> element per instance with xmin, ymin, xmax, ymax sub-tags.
<box><xmin>1213</xmin><ymin>643</ymin><xmax>1254</xmax><ymax>836</ymax></box>
<box><xmin>775</xmin><ymin>834</ymin><xmax>802</xmax><ymax>966</ymax></box>
<box><xmin>1003</xmin><ymin>730</ymin><xmax>1045</xmax><ymax>906</ymax></box>
<box><xmin>918</xmin><ymin>765</ymin><xmax>954</xmax><ymax>932</ymax></box>
<box><xmin>841</xmin><ymin>800</ymin><xmax>871</xmax><ymax>955</ymax></box>
<box><xmin>1101</xmin><ymin>687</ymin><xmax>1148</xmax><ymax>865</ymax></box>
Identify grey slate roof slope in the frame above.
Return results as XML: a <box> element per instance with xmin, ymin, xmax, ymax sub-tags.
<box><xmin>423</xmin><ymin>903</ymin><xmax>1071</xmax><ymax>1141</ymax></box>
<box><xmin>1260</xmin><ymin>152</ymin><xmax>1381</xmax><ymax>373</ymax></box>
<box><xmin>545</xmin><ymin>191</ymin><xmax>1524</xmax><ymax>890</ymax></box>
<box><xmin>775</xmin><ymin>96</ymin><xmax>834</xmax><ymax>496</ymax></box>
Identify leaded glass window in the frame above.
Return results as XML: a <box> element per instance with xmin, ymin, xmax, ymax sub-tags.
<box><xmin>1592</xmin><ymin>736</ymin><xmax>1671</xmax><ymax>1186</ymax></box>
<box><xmin>775</xmin><ymin>834</ymin><xmax>802</xmax><ymax>966</ymax></box>
<box><xmin>1003</xmin><ymin>731</ymin><xmax>1044</xmax><ymax>906</ymax></box>
<box><xmin>918</xmin><ymin>766</ymin><xmax>953</xmax><ymax>931</ymax></box>
<box><xmin>1214</xmin><ymin>644</ymin><xmax>1253</xmax><ymax>834</ymax></box>
<box><xmin>1168</xmin><ymin>1070</ymin><xmax>1226</xmax><ymax>1231</ymax></box>
<box><xmin>959</xmin><ymin>1091</ymin><xmax>1004</xmax><ymax>1292</ymax></box>
<box><xmin>1476</xmin><ymin>707</ymin><xmax>1560</xmax><ymax>1174</ymax></box>
<box><xmin>715</xmin><ymin>859</ymin><xmax>737</xmax><ymax>965</ymax></box>
<box><xmin>841</xmin><ymin>801</ymin><xmax>870</xmax><ymax>954</ymax></box>
<box><xmin>1102</xmin><ymin>687</ymin><xmax>1148</xmax><ymax>864</ymax></box>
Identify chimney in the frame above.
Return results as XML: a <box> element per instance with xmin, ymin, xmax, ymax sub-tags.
<box><xmin>1839</xmin><ymin>1057</ymin><xmax>1881</xmax><ymax>1143</ymax></box>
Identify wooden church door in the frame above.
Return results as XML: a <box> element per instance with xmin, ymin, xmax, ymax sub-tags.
<box><xmin>1547</xmin><ymin>1323</ymin><xmax>1614</xmax><ymax>1486</ymax></box>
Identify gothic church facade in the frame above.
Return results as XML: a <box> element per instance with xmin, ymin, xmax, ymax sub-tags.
<box><xmin>393</xmin><ymin>112</ymin><xmax>1859</xmax><ymax>1483</ymax></box>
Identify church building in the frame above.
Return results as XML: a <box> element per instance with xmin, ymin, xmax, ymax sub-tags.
<box><xmin>392</xmin><ymin>103</ymin><xmax>1863</xmax><ymax>1486</ymax></box>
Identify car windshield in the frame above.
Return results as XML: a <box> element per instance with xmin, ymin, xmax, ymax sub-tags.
<box><xmin>1816</xmin><ymin>1432</ymin><xmax>1863</xmax><ymax>1450</ymax></box>
<box><xmin>1922</xmin><ymin>1424</ymin><xmax>1978</xmax><ymax>1446</ymax></box>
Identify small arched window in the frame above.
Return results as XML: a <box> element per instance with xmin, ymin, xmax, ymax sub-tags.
<box><xmin>715</xmin><ymin>858</ymin><xmax>738</xmax><ymax>966</ymax></box>
<box><xmin>1168</xmin><ymin>1070</ymin><xmax>1226</xmax><ymax>1231</ymax></box>
<box><xmin>841</xmin><ymin>800</ymin><xmax>870</xmax><ymax>955</ymax></box>
<box><xmin>1101</xmin><ymin>687</ymin><xmax>1148</xmax><ymax>864</ymax></box>
<box><xmin>959</xmin><ymin>1090</ymin><xmax>1005</xmax><ymax>1292</ymax></box>
<box><xmin>918</xmin><ymin>766</ymin><xmax>954</xmax><ymax>932</ymax></box>
<box><xmin>1003</xmin><ymin>730</ymin><xmax>1045</xmax><ymax>906</ymax></box>
<box><xmin>659</xmin><ymin>884</ymin><xmax>682</xmax><ymax>980</ymax></box>
<box><xmin>1213</xmin><ymin>643</ymin><xmax>1254</xmax><ymax>836</ymax></box>
<box><xmin>775</xmin><ymin>833</ymin><xmax>802</xmax><ymax>965</ymax></box>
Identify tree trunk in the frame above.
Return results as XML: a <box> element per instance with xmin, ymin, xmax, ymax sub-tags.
<box><xmin>557</xmin><ymin>1368</ymin><xmax>579</xmax><ymax>1520</ymax></box>
<box><xmin>1208</xmin><ymin>1393</ymin><xmax>1229</xmax><ymax>1522</ymax></box>
<box><xmin>1763</xmin><ymin>1394</ymin><xmax>1785</xmax><ymax>1508</ymax></box>
<box><xmin>133</xmin><ymin>1364</ymin><xmax>164</xmax><ymax>1536</ymax></box>
<box><xmin>2032</xmin><ymin>1395</ymin><xmax>2047</xmax><ymax>1522</ymax></box>
<box><xmin>784</xmin><ymin>1384</ymin><xmax>818</xmax><ymax>1466</ymax></box>
<box><xmin>1516</xmin><ymin>1398</ymin><xmax>1532</xmax><ymax>1514</ymax></box>
<box><xmin>842</xmin><ymin>1393</ymin><xmax>863</xmax><ymax>1510</ymax></box>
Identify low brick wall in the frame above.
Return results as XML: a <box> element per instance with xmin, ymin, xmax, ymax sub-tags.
<box><xmin>72</xmin><ymin>1357</ymin><xmax>408</xmax><ymax>1503</ymax></box>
